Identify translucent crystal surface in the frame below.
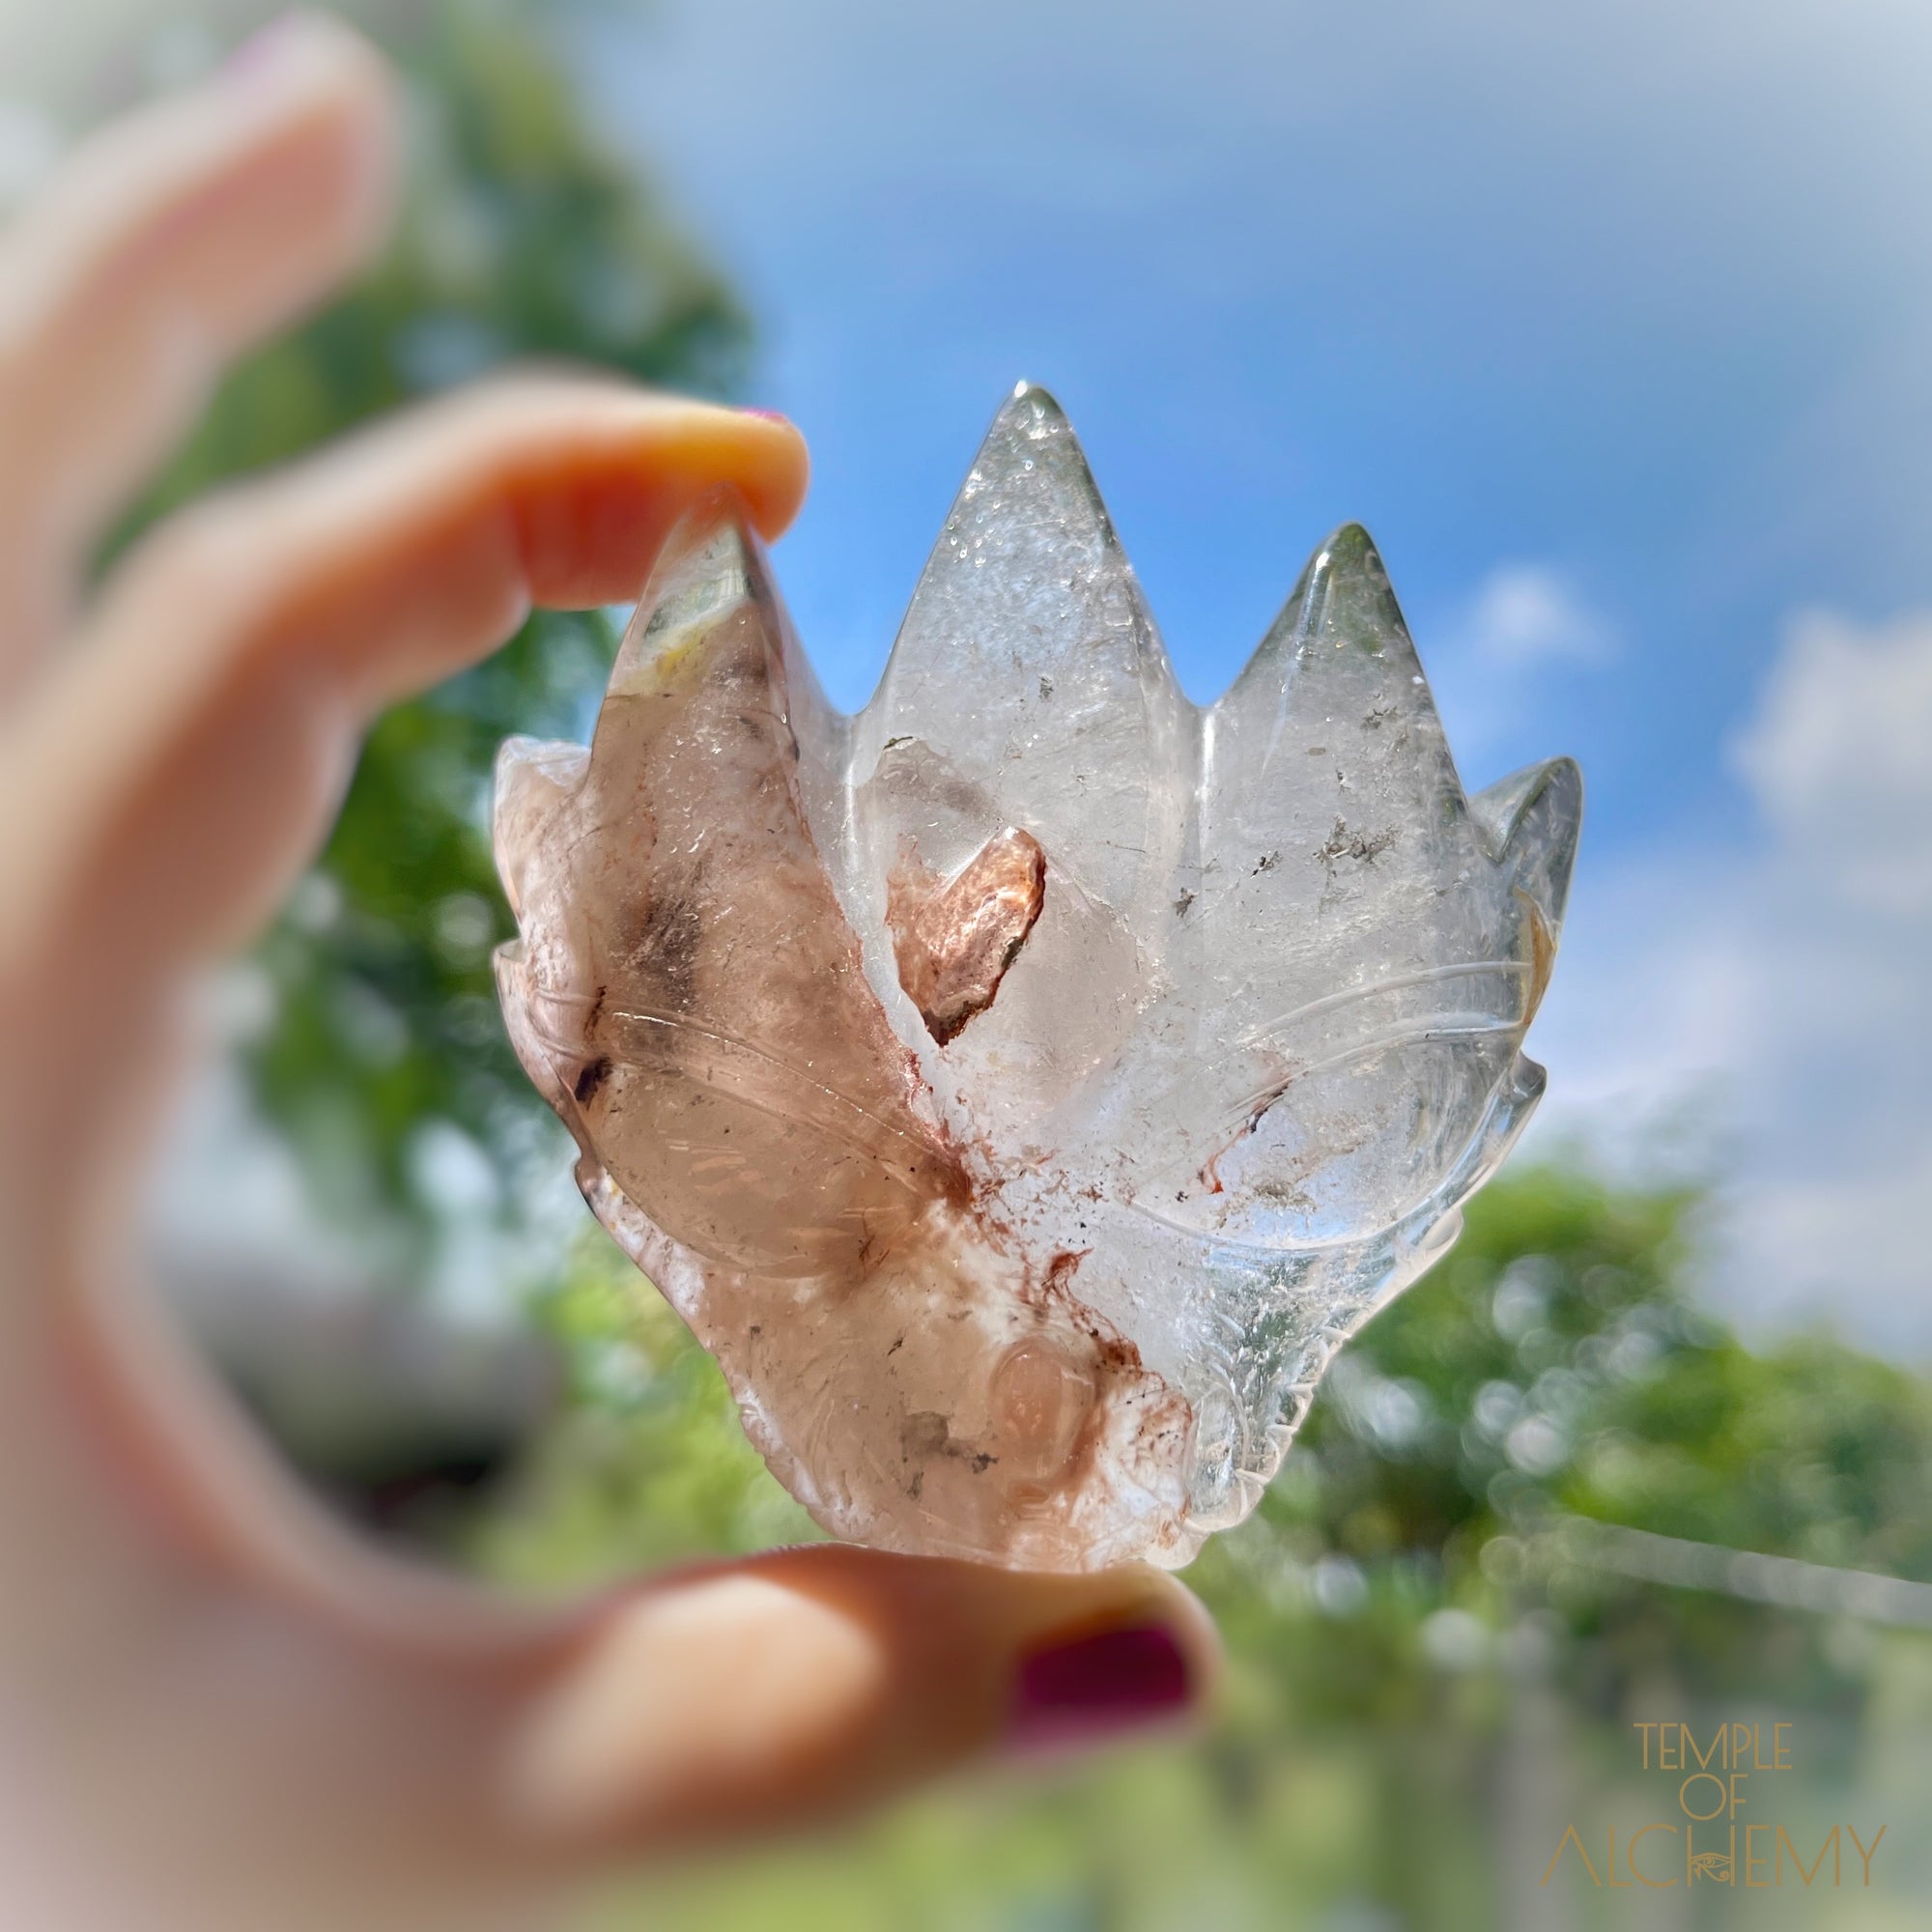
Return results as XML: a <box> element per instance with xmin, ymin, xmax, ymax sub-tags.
<box><xmin>494</xmin><ymin>384</ymin><xmax>1581</xmax><ymax>1571</ymax></box>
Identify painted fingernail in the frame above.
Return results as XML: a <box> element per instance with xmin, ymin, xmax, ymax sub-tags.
<box><xmin>1008</xmin><ymin>1621</ymin><xmax>1194</xmax><ymax>1753</ymax></box>
<box><xmin>742</xmin><ymin>407</ymin><xmax>792</xmax><ymax>425</ymax></box>
<box><xmin>222</xmin><ymin>13</ymin><xmax>317</xmax><ymax>83</ymax></box>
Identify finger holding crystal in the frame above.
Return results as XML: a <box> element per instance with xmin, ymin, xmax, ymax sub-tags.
<box><xmin>1</xmin><ymin>381</ymin><xmax>807</xmax><ymax>1012</ymax></box>
<box><xmin>0</xmin><ymin>15</ymin><xmax>396</xmax><ymax>688</ymax></box>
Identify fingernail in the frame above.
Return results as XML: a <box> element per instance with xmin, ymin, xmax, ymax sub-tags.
<box><xmin>1008</xmin><ymin>1621</ymin><xmax>1194</xmax><ymax>1753</ymax></box>
<box><xmin>742</xmin><ymin>407</ymin><xmax>792</xmax><ymax>425</ymax></box>
<box><xmin>222</xmin><ymin>13</ymin><xmax>319</xmax><ymax>83</ymax></box>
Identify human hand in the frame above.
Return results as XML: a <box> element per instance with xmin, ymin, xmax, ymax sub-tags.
<box><xmin>0</xmin><ymin>16</ymin><xmax>1215</xmax><ymax>1929</ymax></box>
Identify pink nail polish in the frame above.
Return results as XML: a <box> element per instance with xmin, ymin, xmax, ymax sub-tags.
<box><xmin>1009</xmin><ymin>1622</ymin><xmax>1193</xmax><ymax>1753</ymax></box>
<box><xmin>222</xmin><ymin>13</ymin><xmax>310</xmax><ymax>82</ymax></box>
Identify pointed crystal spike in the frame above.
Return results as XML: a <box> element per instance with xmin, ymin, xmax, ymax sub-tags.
<box><xmin>499</xmin><ymin>500</ymin><xmax>945</xmax><ymax>1280</ymax></box>
<box><xmin>1179</xmin><ymin>522</ymin><xmax>1483</xmax><ymax>1061</ymax></box>
<box><xmin>1468</xmin><ymin>754</ymin><xmax>1582</xmax><ymax>1020</ymax></box>
<box><xmin>844</xmin><ymin>384</ymin><xmax>1191</xmax><ymax>1132</ymax></box>
<box><xmin>492</xmin><ymin>735</ymin><xmax>588</xmax><ymax>923</ymax></box>
<box><xmin>492</xmin><ymin>734</ymin><xmax>593</xmax><ymax>1118</ymax></box>
<box><xmin>1470</xmin><ymin>754</ymin><xmax>1584</xmax><ymax>935</ymax></box>
<box><xmin>1212</xmin><ymin>523</ymin><xmax>1466</xmax><ymax>843</ymax></box>
<box><xmin>494</xmin><ymin>384</ymin><xmax>1583</xmax><ymax>1573</ymax></box>
<box><xmin>859</xmin><ymin>384</ymin><xmax>1185</xmax><ymax>882</ymax></box>
<box><xmin>1123</xmin><ymin>526</ymin><xmax>1526</xmax><ymax>1249</ymax></box>
<box><xmin>496</xmin><ymin>492</ymin><xmax>1192</xmax><ymax>1570</ymax></box>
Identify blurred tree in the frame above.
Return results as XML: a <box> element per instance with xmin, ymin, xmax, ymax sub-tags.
<box><xmin>1196</xmin><ymin>1166</ymin><xmax>1932</xmax><ymax>1717</ymax></box>
<box><xmin>128</xmin><ymin>0</ymin><xmax>750</xmax><ymax>1243</ymax></box>
<box><xmin>476</xmin><ymin>1160</ymin><xmax>1932</xmax><ymax>1625</ymax></box>
<box><xmin>92</xmin><ymin>22</ymin><xmax>1932</xmax><ymax>1914</ymax></box>
<box><xmin>92</xmin><ymin>17</ymin><xmax>1932</xmax><ymax>1919</ymax></box>
<box><xmin>483</xmin><ymin>1163</ymin><xmax>1932</xmax><ymax>1928</ymax></box>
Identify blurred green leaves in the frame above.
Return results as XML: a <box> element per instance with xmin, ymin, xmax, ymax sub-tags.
<box><xmin>104</xmin><ymin>13</ymin><xmax>1932</xmax><ymax>1921</ymax></box>
<box><xmin>123</xmin><ymin>0</ymin><xmax>1932</xmax><ymax>1695</ymax></box>
<box><xmin>538</xmin><ymin>1162</ymin><xmax>1932</xmax><ymax>1927</ymax></box>
<box><xmin>1194</xmin><ymin>1167</ymin><xmax>1932</xmax><ymax>1717</ymax></box>
<box><xmin>132</xmin><ymin>0</ymin><xmax>748</xmax><ymax>1236</ymax></box>
<box><xmin>468</xmin><ymin>1225</ymin><xmax>818</xmax><ymax>1582</ymax></box>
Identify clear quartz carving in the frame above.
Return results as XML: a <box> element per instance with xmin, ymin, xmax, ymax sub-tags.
<box><xmin>493</xmin><ymin>384</ymin><xmax>1580</xmax><ymax>1571</ymax></box>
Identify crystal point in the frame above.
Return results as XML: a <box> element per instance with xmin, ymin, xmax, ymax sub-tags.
<box><xmin>494</xmin><ymin>392</ymin><xmax>1581</xmax><ymax>1571</ymax></box>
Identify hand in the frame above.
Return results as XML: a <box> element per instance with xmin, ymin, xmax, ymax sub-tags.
<box><xmin>0</xmin><ymin>17</ymin><xmax>1215</xmax><ymax>1930</ymax></box>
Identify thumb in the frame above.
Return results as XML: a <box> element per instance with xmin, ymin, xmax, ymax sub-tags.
<box><xmin>500</xmin><ymin>1543</ymin><xmax>1218</xmax><ymax>1849</ymax></box>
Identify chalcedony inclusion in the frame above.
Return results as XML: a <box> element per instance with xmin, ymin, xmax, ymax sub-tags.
<box><xmin>493</xmin><ymin>383</ymin><xmax>1580</xmax><ymax>1571</ymax></box>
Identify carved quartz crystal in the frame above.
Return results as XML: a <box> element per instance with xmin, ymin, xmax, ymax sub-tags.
<box><xmin>494</xmin><ymin>384</ymin><xmax>1580</xmax><ymax>1571</ymax></box>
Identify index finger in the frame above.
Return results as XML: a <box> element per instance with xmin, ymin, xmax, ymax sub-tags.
<box><xmin>0</xmin><ymin>377</ymin><xmax>808</xmax><ymax>1062</ymax></box>
<box><xmin>0</xmin><ymin>14</ymin><xmax>397</xmax><ymax>681</ymax></box>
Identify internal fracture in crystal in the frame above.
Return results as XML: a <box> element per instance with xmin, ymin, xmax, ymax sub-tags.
<box><xmin>493</xmin><ymin>383</ymin><xmax>1582</xmax><ymax>1571</ymax></box>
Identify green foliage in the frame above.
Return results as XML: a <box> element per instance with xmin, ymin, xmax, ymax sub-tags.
<box><xmin>468</xmin><ymin>1225</ymin><xmax>818</xmax><ymax>1585</ymax></box>
<box><xmin>477</xmin><ymin>1164</ymin><xmax>1932</xmax><ymax>1693</ymax></box>
<box><xmin>517</xmin><ymin>1165</ymin><xmax>1932</xmax><ymax>1929</ymax></box>
<box><xmin>1193</xmin><ymin>1167</ymin><xmax>1932</xmax><ymax>1715</ymax></box>
<box><xmin>142</xmin><ymin>4</ymin><xmax>746</xmax><ymax>509</ymax></box>
<box><xmin>112</xmin><ymin>15</ymin><xmax>1932</xmax><ymax>1920</ymax></box>
<box><xmin>131</xmin><ymin>0</ymin><xmax>749</xmax><ymax>1235</ymax></box>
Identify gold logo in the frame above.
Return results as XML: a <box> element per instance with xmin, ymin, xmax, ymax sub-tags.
<box><xmin>1541</xmin><ymin>1723</ymin><xmax>1887</xmax><ymax>1890</ymax></box>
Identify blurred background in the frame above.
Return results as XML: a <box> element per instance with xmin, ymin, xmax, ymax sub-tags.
<box><xmin>4</xmin><ymin>0</ymin><xmax>1930</xmax><ymax>1922</ymax></box>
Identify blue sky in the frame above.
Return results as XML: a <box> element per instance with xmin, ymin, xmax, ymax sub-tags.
<box><xmin>581</xmin><ymin>0</ymin><xmax>1932</xmax><ymax>832</ymax></box>
<box><xmin>576</xmin><ymin>0</ymin><xmax>1932</xmax><ymax>1349</ymax></box>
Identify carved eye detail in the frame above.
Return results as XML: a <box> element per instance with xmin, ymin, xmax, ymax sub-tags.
<box><xmin>493</xmin><ymin>384</ymin><xmax>1581</xmax><ymax>1570</ymax></box>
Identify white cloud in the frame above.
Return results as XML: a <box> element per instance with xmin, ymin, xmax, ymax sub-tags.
<box><xmin>1531</xmin><ymin>609</ymin><xmax>1932</xmax><ymax>1354</ymax></box>
<box><xmin>1728</xmin><ymin>609</ymin><xmax>1932</xmax><ymax>914</ymax></box>
<box><xmin>1422</xmin><ymin>565</ymin><xmax>1616</xmax><ymax>781</ymax></box>
<box><xmin>1460</xmin><ymin>565</ymin><xmax>1614</xmax><ymax>668</ymax></box>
